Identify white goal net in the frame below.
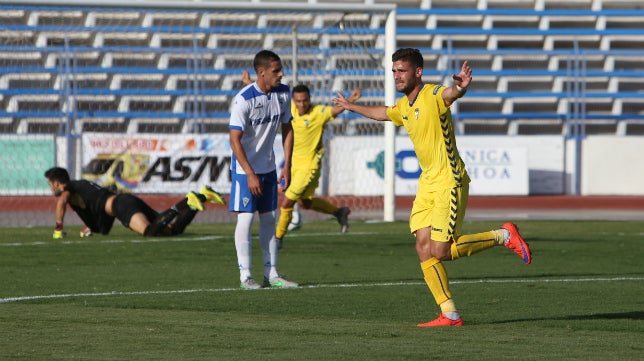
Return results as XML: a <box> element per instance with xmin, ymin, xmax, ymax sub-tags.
<box><xmin>0</xmin><ymin>0</ymin><xmax>396</xmax><ymax>226</ymax></box>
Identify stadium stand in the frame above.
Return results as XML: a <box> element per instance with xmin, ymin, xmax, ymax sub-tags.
<box><xmin>0</xmin><ymin>0</ymin><xmax>643</xmax><ymax>135</ymax></box>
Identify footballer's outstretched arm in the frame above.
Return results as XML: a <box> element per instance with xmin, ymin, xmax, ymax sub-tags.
<box><xmin>331</xmin><ymin>88</ymin><xmax>362</xmax><ymax>118</ymax></box>
<box><xmin>442</xmin><ymin>60</ymin><xmax>472</xmax><ymax>107</ymax></box>
<box><xmin>241</xmin><ymin>70</ymin><xmax>253</xmax><ymax>86</ymax></box>
<box><xmin>333</xmin><ymin>91</ymin><xmax>390</xmax><ymax>121</ymax></box>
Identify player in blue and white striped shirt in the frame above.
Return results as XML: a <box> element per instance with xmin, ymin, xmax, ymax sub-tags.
<box><xmin>228</xmin><ymin>50</ymin><xmax>297</xmax><ymax>289</ymax></box>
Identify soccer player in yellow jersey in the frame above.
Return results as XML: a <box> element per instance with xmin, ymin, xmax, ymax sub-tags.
<box><xmin>275</xmin><ymin>84</ymin><xmax>362</xmax><ymax>249</ymax></box>
<box><xmin>333</xmin><ymin>48</ymin><xmax>532</xmax><ymax>327</ymax></box>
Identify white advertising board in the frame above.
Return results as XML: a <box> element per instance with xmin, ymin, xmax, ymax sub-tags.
<box><xmin>460</xmin><ymin>135</ymin><xmax>564</xmax><ymax>195</ymax></box>
<box><xmin>81</xmin><ymin>133</ymin><xmax>285</xmax><ymax>194</ymax></box>
<box><xmin>462</xmin><ymin>147</ymin><xmax>529</xmax><ymax>195</ymax></box>
<box><xmin>77</xmin><ymin>133</ymin><xmax>569</xmax><ymax>196</ymax></box>
<box><xmin>45</xmin><ymin>134</ymin><xmax>644</xmax><ymax>196</ymax></box>
<box><xmin>329</xmin><ymin>135</ymin><xmax>553</xmax><ymax>196</ymax></box>
<box><xmin>581</xmin><ymin>136</ymin><xmax>644</xmax><ymax>195</ymax></box>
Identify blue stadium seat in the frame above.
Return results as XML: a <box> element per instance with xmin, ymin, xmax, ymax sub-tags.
<box><xmin>2</xmin><ymin>2</ymin><xmax>644</xmax><ymax>135</ymax></box>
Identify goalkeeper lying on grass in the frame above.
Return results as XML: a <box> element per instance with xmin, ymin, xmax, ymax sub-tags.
<box><xmin>44</xmin><ymin>167</ymin><xmax>225</xmax><ymax>238</ymax></box>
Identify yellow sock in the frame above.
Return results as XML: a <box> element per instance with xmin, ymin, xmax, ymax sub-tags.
<box><xmin>440</xmin><ymin>299</ymin><xmax>457</xmax><ymax>314</ymax></box>
<box><xmin>420</xmin><ymin>257</ymin><xmax>452</xmax><ymax>305</ymax></box>
<box><xmin>310</xmin><ymin>198</ymin><xmax>338</xmax><ymax>215</ymax></box>
<box><xmin>276</xmin><ymin>207</ymin><xmax>293</xmax><ymax>239</ymax></box>
<box><xmin>450</xmin><ymin>230</ymin><xmax>504</xmax><ymax>260</ymax></box>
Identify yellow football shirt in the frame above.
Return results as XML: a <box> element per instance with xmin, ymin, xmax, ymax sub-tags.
<box><xmin>290</xmin><ymin>102</ymin><xmax>334</xmax><ymax>170</ymax></box>
<box><xmin>386</xmin><ymin>83</ymin><xmax>470</xmax><ymax>191</ymax></box>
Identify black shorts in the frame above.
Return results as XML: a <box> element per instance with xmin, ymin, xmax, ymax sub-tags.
<box><xmin>112</xmin><ymin>194</ymin><xmax>159</xmax><ymax>228</ymax></box>
<box><xmin>91</xmin><ymin>194</ymin><xmax>116</xmax><ymax>235</ymax></box>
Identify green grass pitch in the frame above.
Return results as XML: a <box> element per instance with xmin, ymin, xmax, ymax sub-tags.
<box><xmin>1</xmin><ymin>219</ymin><xmax>643</xmax><ymax>360</ymax></box>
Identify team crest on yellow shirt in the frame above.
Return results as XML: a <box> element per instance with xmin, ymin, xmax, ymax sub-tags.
<box><xmin>415</xmin><ymin>108</ymin><xmax>420</xmax><ymax>121</ymax></box>
<box><xmin>304</xmin><ymin>119</ymin><xmax>309</xmax><ymax>127</ymax></box>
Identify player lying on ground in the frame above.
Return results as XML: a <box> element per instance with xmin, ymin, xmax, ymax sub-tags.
<box><xmin>44</xmin><ymin>167</ymin><xmax>225</xmax><ymax>238</ymax></box>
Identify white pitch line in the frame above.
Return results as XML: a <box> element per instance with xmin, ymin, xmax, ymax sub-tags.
<box><xmin>277</xmin><ymin>231</ymin><xmax>378</xmax><ymax>238</ymax></box>
<box><xmin>0</xmin><ymin>232</ymin><xmax>379</xmax><ymax>247</ymax></box>
<box><xmin>1</xmin><ymin>276</ymin><xmax>642</xmax><ymax>304</ymax></box>
<box><xmin>0</xmin><ymin>235</ymin><xmax>225</xmax><ymax>247</ymax></box>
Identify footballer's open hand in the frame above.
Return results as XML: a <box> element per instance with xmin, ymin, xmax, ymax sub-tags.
<box><xmin>80</xmin><ymin>226</ymin><xmax>93</xmax><ymax>237</ymax></box>
<box><xmin>53</xmin><ymin>221</ymin><xmax>65</xmax><ymax>239</ymax></box>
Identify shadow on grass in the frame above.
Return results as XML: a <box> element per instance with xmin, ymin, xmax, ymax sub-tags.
<box><xmin>490</xmin><ymin>311</ymin><xmax>644</xmax><ymax>324</ymax></box>
<box><xmin>454</xmin><ymin>272</ymin><xmax>644</xmax><ymax>281</ymax></box>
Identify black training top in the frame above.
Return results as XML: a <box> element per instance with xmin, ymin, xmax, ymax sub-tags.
<box><xmin>63</xmin><ymin>180</ymin><xmax>116</xmax><ymax>234</ymax></box>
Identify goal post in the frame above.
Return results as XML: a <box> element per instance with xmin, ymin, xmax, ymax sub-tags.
<box><xmin>0</xmin><ymin>0</ymin><xmax>397</xmax><ymax>226</ymax></box>
<box><xmin>383</xmin><ymin>8</ymin><xmax>397</xmax><ymax>222</ymax></box>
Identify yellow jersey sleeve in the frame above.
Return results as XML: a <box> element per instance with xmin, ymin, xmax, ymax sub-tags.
<box><xmin>386</xmin><ymin>102</ymin><xmax>406</xmax><ymax>126</ymax></box>
<box><xmin>432</xmin><ymin>84</ymin><xmax>449</xmax><ymax>115</ymax></box>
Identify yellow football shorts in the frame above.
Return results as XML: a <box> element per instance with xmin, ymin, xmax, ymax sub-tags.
<box><xmin>284</xmin><ymin>166</ymin><xmax>321</xmax><ymax>201</ymax></box>
<box><xmin>409</xmin><ymin>180</ymin><xmax>469</xmax><ymax>242</ymax></box>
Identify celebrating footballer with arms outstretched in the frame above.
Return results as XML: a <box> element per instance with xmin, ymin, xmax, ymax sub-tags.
<box><xmin>333</xmin><ymin>48</ymin><xmax>532</xmax><ymax>327</ymax></box>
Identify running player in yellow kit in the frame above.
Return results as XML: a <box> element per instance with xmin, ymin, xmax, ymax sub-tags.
<box><xmin>333</xmin><ymin>48</ymin><xmax>532</xmax><ymax>327</ymax></box>
<box><xmin>275</xmin><ymin>84</ymin><xmax>361</xmax><ymax>249</ymax></box>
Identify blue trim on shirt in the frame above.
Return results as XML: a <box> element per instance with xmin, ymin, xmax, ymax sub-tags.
<box><xmin>240</xmin><ymin>83</ymin><xmax>290</xmax><ymax>101</ymax></box>
<box><xmin>274</xmin><ymin>84</ymin><xmax>290</xmax><ymax>93</ymax></box>
<box><xmin>240</xmin><ymin>85</ymin><xmax>263</xmax><ymax>101</ymax></box>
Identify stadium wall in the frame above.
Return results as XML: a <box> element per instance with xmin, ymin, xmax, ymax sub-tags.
<box><xmin>578</xmin><ymin>136</ymin><xmax>644</xmax><ymax>195</ymax></box>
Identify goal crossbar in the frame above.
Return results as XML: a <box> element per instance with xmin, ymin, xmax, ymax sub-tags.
<box><xmin>0</xmin><ymin>0</ymin><xmax>395</xmax><ymax>13</ymax></box>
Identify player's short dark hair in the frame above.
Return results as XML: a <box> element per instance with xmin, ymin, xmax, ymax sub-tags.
<box><xmin>44</xmin><ymin>167</ymin><xmax>70</xmax><ymax>184</ymax></box>
<box><xmin>392</xmin><ymin>48</ymin><xmax>424</xmax><ymax>69</ymax></box>
<box><xmin>253</xmin><ymin>50</ymin><xmax>281</xmax><ymax>72</ymax></box>
<box><xmin>292</xmin><ymin>84</ymin><xmax>310</xmax><ymax>95</ymax></box>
